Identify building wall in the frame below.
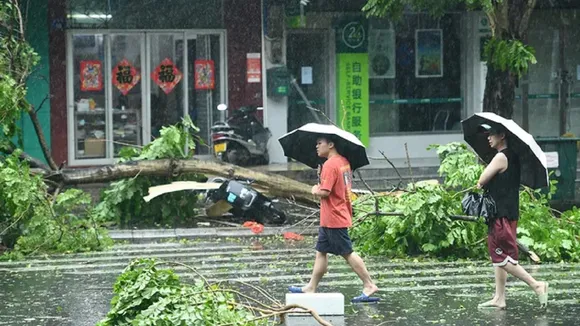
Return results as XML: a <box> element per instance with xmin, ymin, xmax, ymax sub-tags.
<box><xmin>262</xmin><ymin>0</ymin><xmax>288</xmax><ymax>163</ymax></box>
<box><xmin>225</xmin><ymin>0</ymin><xmax>263</xmax><ymax>111</ymax></box>
<box><xmin>20</xmin><ymin>0</ymin><xmax>51</xmax><ymax>163</ymax></box>
<box><xmin>48</xmin><ymin>0</ymin><xmax>67</xmax><ymax>166</ymax></box>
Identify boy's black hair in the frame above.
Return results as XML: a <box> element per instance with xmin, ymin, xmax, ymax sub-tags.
<box><xmin>317</xmin><ymin>135</ymin><xmax>343</xmax><ymax>155</ymax></box>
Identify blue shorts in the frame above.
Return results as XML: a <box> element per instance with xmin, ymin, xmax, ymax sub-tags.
<box><xmin>315</xmin><ymin>227</ymin><xmax>353</xmax><ymax>256</ymax></box>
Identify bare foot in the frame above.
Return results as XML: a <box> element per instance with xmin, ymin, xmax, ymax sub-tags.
<box><xmin>363</xmin><ymin>284</ymin><xmax>379</xmax><ymax>297</ymax></box>
<box><xmin>301</xmin><ymin>286</ymin><xmax>316</xmax><ymax>294</ymax></box>
<box><xmin>478</xmin><ymin>299</ymin><xmax>506</xmax><ymax>310</ymax></box>
<box><xmin>533</xmin><ymin>281</ymin><xmax>547</xmax><ymax>296</ymax></box>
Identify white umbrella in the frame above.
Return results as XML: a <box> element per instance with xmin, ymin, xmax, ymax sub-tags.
<box><xmin>461</xmin><ymin>112</ymin><xmax>549</xmax><ymax>189</ymax></box>
<box><xmin>278</xmin><ymin>123</ymin><xmax>369</xmax><ymax>171</ymax></box>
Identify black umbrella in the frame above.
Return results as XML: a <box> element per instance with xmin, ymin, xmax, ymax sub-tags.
<box><xmin>461</xmin><ymin>112</ymin><xmax>549</xmax><ymax>189</ymax></box>
<box><xmin>278</xmin><ymin>123</ymin><xmax>370</xmax><ymax>171</ymax></box>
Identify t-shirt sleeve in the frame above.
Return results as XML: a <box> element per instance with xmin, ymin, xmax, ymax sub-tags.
<box><xmin>319</xmin><ymin>162</ymin><xmax>338</xmax><ymax>192</ymax></box>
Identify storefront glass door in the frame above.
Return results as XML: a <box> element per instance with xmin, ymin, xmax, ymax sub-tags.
<box><xmin>67</xmin><ymin>30</ymin><xmax>225</xmax><ymax>165</ymax></box>
<box><xmin>184</xmin><ymin>33</ymin><xmax>224</xmax><ymax>154</ymax></box>
<box><xmin>286</xmin><ymin>31</ymin><xmax>331</xmax><ymax>132</ymax></box>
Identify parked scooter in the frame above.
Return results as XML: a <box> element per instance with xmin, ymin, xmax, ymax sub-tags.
<box><xmin>204</xmin><ymin>177</ymin><xmax>286</xmax><ymax>225</ymax></box>
<box><xmin>210</xmin><ymin>104</ymin><xmax>270</xmax><ymax>166</ymax></box>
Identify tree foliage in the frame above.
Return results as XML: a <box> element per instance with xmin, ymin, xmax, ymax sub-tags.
<box><xmin>0</xmin><ymin>0</ymin><xmax>39</xmax><ymax>142</ymax></box>
<box><xmin>97</xmin><ymin>259</ymin><xmax>269</xmax><ymax>326</ymax></box>
<box><xmin>351</xmin><ymin>143</ymin><xmax>580</xmax><ymax>262</ymax></box>
<box><xmin>0</xmin><ymin>150</ymin><xmax>113</xmax><ymax>258</ymax></box>
<box><xmin>91</xmin><ymin>116</ymin><xmax>208</xmax><ymax>227</ymax></box>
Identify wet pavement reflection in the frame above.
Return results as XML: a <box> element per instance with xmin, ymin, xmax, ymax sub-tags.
<box><xmin>0</xmin><ymin>237</ymin><xmax>578</xmax><ymax>325</ymax></box>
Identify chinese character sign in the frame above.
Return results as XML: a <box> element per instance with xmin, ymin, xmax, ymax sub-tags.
<box><xmin>246</xmin><ymin>53</ymin><xmax>261</xmax><ymax>83</ymax></box>
<box><xmin>80</xmin><ymin>60</ymin><xmax>103</xmax><ymax>91</ymax></box>
<box><xmin>151</xmin><ymin>58</ymin><xmax>183</xmax><ymax>94</ymax></box>
<box><xmin>112</xmin><ymin>59</ymin><xmax>141</xmax><ymax>95</ymax></box>
<box><xmin>336</xmin><ymin>18</ymin><xmax>369</xmax><ymax>146</ymax></box>
<box><xmin>194</xmin><ymin>60</ymin><xmax>215</xmax><ymax>90</ymax></box>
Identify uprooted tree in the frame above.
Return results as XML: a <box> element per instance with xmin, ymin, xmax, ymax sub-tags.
<box><xmin>363</xmin><ymin>0</ymin><xmax>538</xmax><ymax>119</ymax></box>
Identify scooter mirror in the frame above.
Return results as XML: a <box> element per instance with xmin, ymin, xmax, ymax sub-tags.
<box><xmin>257</xmin><ymin>107</ymin><xmax>263</xmax><ymax>111</ymax></box>
<box><xmin>217</xmin><ymin>104</ymin><xmax>228</xmax><ymax>111</ymax></box>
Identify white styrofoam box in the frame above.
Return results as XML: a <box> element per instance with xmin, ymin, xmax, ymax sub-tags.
<box><xmin>285</xmin><ymin>316</ymin><xmax>345</xmax><ymax>326</ymax></box>
<box><xmin>285</xmin><ymin>293</ymin><xmax>344</xmax><ymax>316</ymax></box>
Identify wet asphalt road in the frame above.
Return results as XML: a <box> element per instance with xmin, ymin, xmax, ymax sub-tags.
<box><xmin>0</xmin><ymin>237</ymin><xmax>578</xmax><ymax>326</ymax></box>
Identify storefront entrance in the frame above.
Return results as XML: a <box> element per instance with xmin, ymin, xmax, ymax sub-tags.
<box><xmin>66</xmin><ymin>30</ymin><xmax>225</xmax><ymax>165</ymax></box>
<box><xmin>286</xmin><ymin>30</ymin><xmax>332</xmax><ymax>131</ymax></box>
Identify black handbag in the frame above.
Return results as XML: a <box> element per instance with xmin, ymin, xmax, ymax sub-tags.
<box><xmin>461</xmin><ymin>191</ymin><xmax>497</xmax><ymax>225</ymax></box>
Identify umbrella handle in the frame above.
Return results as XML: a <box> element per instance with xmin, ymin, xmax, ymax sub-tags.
<box><xmin>317</xmin><ymin>164</ymin><xmax>322</xmax><ymax>184</ymax></box>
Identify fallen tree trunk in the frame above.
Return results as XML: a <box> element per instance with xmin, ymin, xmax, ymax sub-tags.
<box><xmin>37</xmin><ymin>159</ymin><xmax>317</xmax><ymax>205</ymax></box>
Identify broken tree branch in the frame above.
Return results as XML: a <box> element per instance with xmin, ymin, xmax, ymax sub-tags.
<box><xmin>24</xmin><ymin>99</ymin><xmax>58</xmax><ymax>170</ymax></box>
<box><xmin>404</xmin><ymin>143</ymin><xmax>414</xmax><ymax>184</ymax></box>
<box><xmin>0</xmin><ymin>141</ymin><xmax>51</xmax><ymax>171</ymax></box>
<box><xmin>37</xmin><ymin>159</ymin><xmax>317</xmax><ymax>205</ymax></box>
<box><xmin>378</xmin><ymin>149</ymin><xmax>404</xmax><ymax>188</ymax></box>
<box><xmin>356</xmin><ymin>170</ymin><xmax>378</xmax><ymax>213</ymax></box>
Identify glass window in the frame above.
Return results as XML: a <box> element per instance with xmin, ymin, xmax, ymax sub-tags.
<box><xmin>110</xmin><ymin>34</ymin><xmax>144</xmax><ymax>156</ymax></box>
<box><xmin>186</xmin><ymin>34</ymin><xmax>224</xmax><ymax>154</ymax></box>
<box><xmin>368</xmin><ymin>14</ymin><xmax>463</xmax><ymax>135</ymax></box>
<box><xmin>149</xmin><ymin>34</ymin><xmax>185</xmax><ymax>139</ymax></box>
<box><xmin>513</xmin><ymin>9</ymin><xmax>580</xmax><ymax>137</ymax></box>
<box><xmin>68</xmin><ymin>31</ymin><xmax>225</xmax><ymax>164</ymax></box>
<box><xmin>72</xmin><ymin>34</ymin><xmax>107</xmax><ymax>160</ymax></box>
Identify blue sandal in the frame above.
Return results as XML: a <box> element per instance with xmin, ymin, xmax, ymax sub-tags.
<box><xmin>351</xmin><ymin>293</ymin><xmax>380</xmax><ymax>303</ymax></box>
<box><xmin>288</xmin><ymin>286</ymin><xmax>304</xmax><ymax>293</ymax></box>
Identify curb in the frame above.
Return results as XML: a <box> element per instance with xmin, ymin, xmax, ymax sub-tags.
<box><xmin>109</xmin><ymin>226</ymin><xmax>320</xmax><ymax>242</ymax></box>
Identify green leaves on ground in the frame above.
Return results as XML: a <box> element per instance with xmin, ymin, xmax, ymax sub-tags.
<box><xmin>97</xmin><ymin>259</ymin><xmax>268</xmax><ymax>326</ymax></box>
<box><xmin>351</xmin><ymin>142</ymin><xmax>580</xmax><ymax>262</ymax></box>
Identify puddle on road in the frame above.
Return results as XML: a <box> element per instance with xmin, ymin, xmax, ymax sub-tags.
<box><xmin>1</xmin><ymin>238</ymin><xmax>579</xmax><ymax>326</ymax></box>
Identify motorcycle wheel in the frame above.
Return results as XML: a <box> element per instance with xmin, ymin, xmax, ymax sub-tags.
<box><xmin>226</xmin><ymin>146</ymin><xmax>251</xmax><ymax>166</ymax></box>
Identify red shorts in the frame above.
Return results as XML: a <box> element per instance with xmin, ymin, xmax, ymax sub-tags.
<box><xmin>487</xmin><ymin>217</ymin><xmax>519</xmax><ymax>266</ymax></box>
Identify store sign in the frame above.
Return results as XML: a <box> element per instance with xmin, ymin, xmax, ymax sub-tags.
<box><xmin>336</xmin><ymin>18</ymin><xmax>369</xmax><ymax>146</ymax></box>
<box><xmin>194</xmin><ymin>59</ymin><xmax>215</xmax><ymax>90</ymax></box>
<box><xmin>151</xmin><ymin>58</ymin><xmax>183</xmax><ymax>94</ymax></box>
<box><xmin>246</xmin><ymin>53</ymin><xmax>261</xmax><ymax>83</ymax></box>
<box><xmin>112</xmin><ymin>59</ymin><xmax>141</xmax><ymax>95</ymax></box>
<box><xmin>80</xmin><ymin>60</ymin><xmax>103</xmax><ymax>91</ymax></box>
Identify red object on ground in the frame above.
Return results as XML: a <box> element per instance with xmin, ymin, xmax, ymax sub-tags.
<box><xmin>242</xmin><ymin>221</ymin><xmax>256</xmax><ymax>228</ymax></box>
<box><xmin>251</xmin><ymin>223</ymin><xmax>264</xmax><ymax>234</ymax></box>
<box><xmin>283</xmin><ymin>232</ymin><xmax>304</xmax><ymax>241</ymax></box>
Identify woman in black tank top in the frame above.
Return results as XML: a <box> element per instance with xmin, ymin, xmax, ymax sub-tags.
<box><xmin>476</xmin><ymin>124</ymin><xmax>548</xmax><ymax>309</ymax></box>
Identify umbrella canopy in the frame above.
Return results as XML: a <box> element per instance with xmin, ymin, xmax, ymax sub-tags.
<box><xmin>461</xmin><ymin>112</ymin><xmax>549</xmax><ymax>189</ymax></box>
<box><xmin>278</xmin><ymin>123</ymin><xmax>370</xmax><ymax>171</ymax></box>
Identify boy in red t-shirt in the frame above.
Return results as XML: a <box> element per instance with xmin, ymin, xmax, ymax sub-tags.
<box><xmin>288</xmin><ymin>136</ymin><xmax>379</xmax><ymax>303</ymax></box>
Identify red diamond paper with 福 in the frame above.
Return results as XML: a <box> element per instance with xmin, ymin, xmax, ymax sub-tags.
<box><xmin>112</xmin><ymin>59</ymin><xmax>141</xmax><ymax>96</ymax></box>
<box><xmin>151</xmin><ymin>58</ymin><xmax>183</xmax><ymax>94</ymax></box>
